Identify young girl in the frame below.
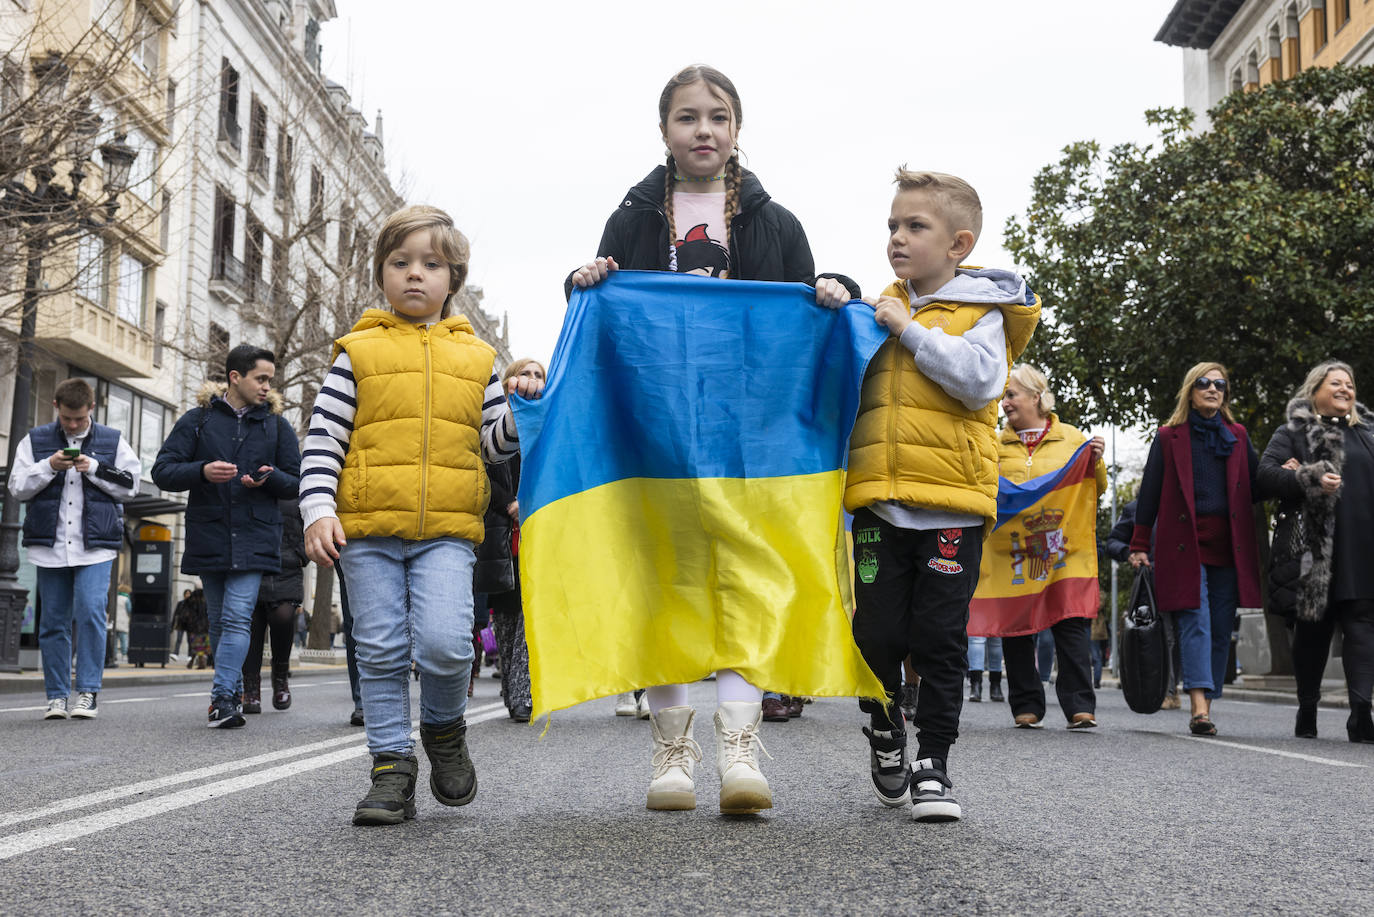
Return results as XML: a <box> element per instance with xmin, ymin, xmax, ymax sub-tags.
<box><xmin>569</xmin><ymin>64</ymin><xmax>859</xmax><ymax>815</ymax></box>
<box><xmin>301</xmin><ymin>205</ymin><xmax>542</xmax><ymax>826</ymax></box>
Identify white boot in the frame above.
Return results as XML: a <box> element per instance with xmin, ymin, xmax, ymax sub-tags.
<box><xmin>714</xmin><ymin>701</ymin><xmax>773</xmax><ymax>814</ymax></box>
<box><xmin>614</xmin><ymin>693</ymin><xmax>636</xmax><ymax>716</ymax></box>
<box><xmin>647</xmin><ymin>705</ymin><xmax>701</xmax><ymax>811</ymax></box>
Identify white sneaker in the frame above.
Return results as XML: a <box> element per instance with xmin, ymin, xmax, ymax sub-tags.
<box><xmin>614</xmin><ymin>693</ymin><xmax>637</xmax><ymax>716</ymax></box>
<box><xmin>714</xmin><ymin>701</ymin><xmax>773</xmax><ymax>814</ymax></box>
<box><xmin>636</xmin><ymin>692</ymin><xmax>651</xmax><ymax>720</ymax></box>
<box><xmin>44</xmin><ymin>697</ymin><xmax>69</xmax><ymax>720</ymax></box>
<box><xmin>70</xmin><ymin>692</ymin><xmax>99</xmax><ymax>719</ymax></box>
<box><xmin>910</xmin><ymin>757</ymin><xmax>962</xmax><ymax>822</ymax></box>
<box><xmin>647</xmin><ymin>705</ymin><xmax>701</xmax><ymax>810</ymax></box>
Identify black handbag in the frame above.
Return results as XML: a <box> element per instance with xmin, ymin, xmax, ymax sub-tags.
<box><xmin>1267</xmin><ymin>505</ymin><xmax>1305</xmax><ymax>620</ymax></box>
<box><xmin>1119</xmin><ymin>568</ymin><xmax>1172</xmax><ymax>714</ymax></box>
<box><xmin>473</xmin><ymin>514</ymin><xmax>515</xmax><ymax>594</ymax></box>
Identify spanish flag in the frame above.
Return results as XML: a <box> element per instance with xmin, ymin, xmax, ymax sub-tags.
<box><xmin>511</xmin><ymin>271</ymin><xmax>888</xmax><ymax>718</ymax></box>
<box><xmin>968</xmin><ymin>442</ymin><xmax>1100</xmax><ymax>637</ymax></box>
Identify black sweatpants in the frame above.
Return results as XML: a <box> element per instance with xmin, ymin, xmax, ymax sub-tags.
<box><xmin>1002</xmin><ymin>616</ymin><xmax>1096</xmax><ymax>722</ymax></box>
<box><xmin>1293</xmin><ymin>599</ymin><xmax>1374</xmax><ymax>709</ymax></box>
<box><xmin>851</xmin><ymin>508</ymin><xmax>982</xmax><ymax>765</ymax></box>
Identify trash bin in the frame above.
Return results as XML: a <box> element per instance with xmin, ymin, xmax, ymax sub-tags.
<box><xmin>128</xmin><ymin>523</ymin><xmax>172</xmax><ymax>667</ymax></box>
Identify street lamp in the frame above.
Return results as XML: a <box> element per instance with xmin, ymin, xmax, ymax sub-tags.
<box><xmin>0</xmin><ymin>53</ymin><xmax>137</xmax><ymax>672</ymax></box>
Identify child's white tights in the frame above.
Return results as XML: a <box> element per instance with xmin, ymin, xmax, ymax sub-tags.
<box><xmin>646</xmin><ymin>669</ymin><xmax>761</xmax><ymax>716</ymax></box>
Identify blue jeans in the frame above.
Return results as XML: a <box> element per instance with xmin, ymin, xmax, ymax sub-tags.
<box><xmin>339</xmin><ymin>536</ymin><xmax>476</xmax><ymax>756</ymax></box>
<box><xmin>202</xmin><ymin>571</ymin><xmax>264</xmax><ymax>701</ymax></box>
<box><xmin>36</xmin><ymin>561</ymin><xmax>113</xmax><ymax>699</ymax></box>
<box><xmin>1175</xmin><ymin>564</ymin><xmax>1238</xmax><ymax>699</ymax></box>
<box><xmin>968</xmin><ymin>636</ymin><xmax>1003</xmax><ymax>673</ymax></box>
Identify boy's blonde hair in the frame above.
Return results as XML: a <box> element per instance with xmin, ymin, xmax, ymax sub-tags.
<box><xmin>372</xmin><ymin>205</ymin><xmax>470</xmax><ymax>318</ymax></box>
<box><xmin>893</xmin><ymin>168</ymin><xmax>983</xmax><ymax>241</ymax></box>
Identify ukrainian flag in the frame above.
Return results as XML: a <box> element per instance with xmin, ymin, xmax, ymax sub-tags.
<box><xmin>511</xmin><ymin>271</ymin><xmax>889</xmax><ymax>718</ymax></box>
<box><xmin>968</xmin><ymin>441</ymin><xmax>1101</xmax><ymax>637</ymax></box>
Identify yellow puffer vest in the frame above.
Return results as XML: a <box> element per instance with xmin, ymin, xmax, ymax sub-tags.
<box><xmin>333</xmin><ymin>309</ymin><xmax>496</xmax><ymax>542</ymax></box>
<box><xmin>997</xmin><ymin>415</ymin><xmax>1108</xmax><ymax>494</ymax></box>
<box><xmin>844</xmin><ymin>280</ymin><xmax>1040</xmax><ymax>523</ymax></box>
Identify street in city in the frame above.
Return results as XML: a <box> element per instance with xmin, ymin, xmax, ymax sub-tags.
<box><xmin>2</xmin><ymin>672</ymin><xmax>1370</xmax><ymax>915</ymax></box>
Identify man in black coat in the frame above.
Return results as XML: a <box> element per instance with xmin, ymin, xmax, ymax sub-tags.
<box><xmin>153</xmin><ymin>344</ymin><xmax>300</xmax><ymax>728</ymax></box>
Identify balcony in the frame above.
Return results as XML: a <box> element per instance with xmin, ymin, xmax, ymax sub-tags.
<box><xmin>209</xmin><ymin>249</ymin><xmax>245</xmax><ymax>306</ymax></box>
<box><xmin>217</xmin><ymin>113</ymin><xmax>241</xmax><ymax>164</ymax></box>
<box><xmin>35</xmin><ymin>292</ymin><xmax>155</xmax><ymax>379</ymax></box>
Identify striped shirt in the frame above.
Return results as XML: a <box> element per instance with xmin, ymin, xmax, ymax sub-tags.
<box><xmin>298</xmin><ymin>350</ymin><xmax>518</xmax><ymax>530</ymax></box>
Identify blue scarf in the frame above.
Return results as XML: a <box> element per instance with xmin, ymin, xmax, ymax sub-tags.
<box><xmin>1189</xmin><ymin>409</ymin><xmax>1236</xmax><ymax>458</ymax></box>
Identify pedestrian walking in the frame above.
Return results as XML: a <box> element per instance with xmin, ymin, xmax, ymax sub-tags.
<box><xmin>989</xmin><ymin>365</ymin><xmax>1106</xmax><ymax>729</ymax></box>
<box><xmin>152</xmin><ymin>345</ymin><xmax>302</xmax><ymax>728</ymax></box>
<box><xmin>1128</xmin><ymin>362</ymin><xmax>1267</xmax><ymax>737</ymax></box>
<box><xmin>241</xmin><ymin>499</ymin><xmax>307</xmax><ymax>714</ymax></box>
<box><xmin>568</xmin><ymin>64</ymin><xmax>860</xmax><ymax>816</ymax></box>
<box><xmin>185</xmin><ymin>588</ymin><xmax>210</xmax><ymax>669</ymax></box>
<box><xmin>967</xmin><ymin>636</ymin><xmax>1003</xmax><ymax>702</ymax></box>
<box><xmin>1257</xmin><ymin>361</ymin><xmax>1374</xmax><ymax>743</ymax></box>
<box><xmin>114</xmin><ymin>583</ymin><xmax>132</xmax><ymax>662</ymax></box>
<box><xmin>845</xmin><ymin>169</ymin><xmax>1039</xmax><ymax>821</ymax></box>
<box><xmin>295</xmin><ymin>606</ymin><xmax>308</xmax><ymax>649</ymax></box>
<box><xmin>1106</xmin><ymin>501</ymin><xmax>1180</xmax><ymax>706</ymax></box>
<box><xmin>300</xmin><ymin>204</ymin><xmax>534</xmax><ymax>826</ymax></box>
<box><xmin>169</xmin><ymin>588</ymin><xmax>194</xmax><ymax>660</ymax></box>
<box><xmin>7</xmin><ymin>378</ymin><xmax>141</xmax><ymax>720</ymax></box>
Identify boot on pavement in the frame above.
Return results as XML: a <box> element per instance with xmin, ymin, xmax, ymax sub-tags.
<box><xmin>271</xmin><ymin>670</ymin><xmax>291</xmax><ymax>710</ymax></box>
<box><xmin>1347</xmin><ymin>703</ymin><xmax>1374</xmax><ymax>744</ymax></box>
<box><xmin>647</xmin><ymin>705</ymin><xmax>701</xmax><ymax>811</ymax></box>
<box><xmin>967</xmin><ymin>671</ymin><xmax>983</xmax><ymax>703</ymax></box>
<box><xmin>242</xmin><ymin>673</ymin><xmax>262</xmax><ymax>714</ymax></box>
<box><xmin>714</xmin><ymin>701</ymin><xmax>773</xmax><ymax>814</ymax></box>
<box><xmin>785</xmin><ymin>695</ymin><xmax>804</xmax><ymax>718</ymax></box>
<box><xmin>761</xmin><ymin>694</ymin><xmax>788</xmax><ymax>722</ymax></box>
<box><xmin>420</xmin><ymin>717</ymin><xmax>478</xmax><ymax>806</ymax></box>
<box><xmin>989</xmin><ymin>672</ymin><xmax>1005</xmax><ymax>702</ymax></box>
<box><xmin>353</xmin><ymin>753</ymin><xmax>418</xmax><ymax>826</ymax></box>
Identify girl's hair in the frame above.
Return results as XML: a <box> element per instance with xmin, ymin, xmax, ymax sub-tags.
<box><xmin>372</xmin><ymin>204</ymin><xmax>470</xmax><ymax>318</ymax></box>
<box><xmin>1165</xmin><ymin>361</ymin><xmax>1235</xmax><ymax>426</ymax></box>
<box><xmin>658</xmin><ymin>65</ymin><xmax>743</xmax><ymax>268</ymax></box>
<box><xmin>1296</xmin><ymin>359</ymin><xmax>1361</xmax><ymax>425</ymax></box>
<box><xmin>501</xmin><ymin>357</ymin><xmax>546</xmax><ymax>385</ymax></box>
<box><xmin>1007</xmin><ymin>363</ymin><xmax>1055</xmax><ymax>417</ymax></box>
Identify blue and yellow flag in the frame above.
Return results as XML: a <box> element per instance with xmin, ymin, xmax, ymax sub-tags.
<box><xmin>968</xmin><ymin>442</ymin><xmax>1100</xmax><ymax>637</ymax></box>
<box><xmin>511</xmin><ymin>271</ymin><xmax>889</xmax><ymax>717</ymax></box>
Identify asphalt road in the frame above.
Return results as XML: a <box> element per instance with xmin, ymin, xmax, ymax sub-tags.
<box><xmin>3</xmin><ymin>673</ymin><xmax>1371</xmax><ymax>915</ymax></box>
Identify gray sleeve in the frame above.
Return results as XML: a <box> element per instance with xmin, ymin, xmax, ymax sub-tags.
<box><xmin>898</xmin><ymin>308</ymin><xmax>1008</xmax><ymax>411</ymax></box>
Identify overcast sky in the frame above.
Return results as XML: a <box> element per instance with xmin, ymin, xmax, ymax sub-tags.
<box><xmin>321</xmin><ymin>0</ymin><xmax>1186</xmax><ymax>401</ymax></box>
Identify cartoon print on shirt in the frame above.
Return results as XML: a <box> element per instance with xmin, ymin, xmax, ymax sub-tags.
<box><xmin>675</xmin><ymin>223</ymin><xmax>730</xmax><ymax>277</ymax></box>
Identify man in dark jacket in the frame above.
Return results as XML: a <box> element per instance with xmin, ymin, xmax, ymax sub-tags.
<box><xmin>152</xmin><ymin>344</ymin><xmax>300</xmax><ymax>728</ymax></box>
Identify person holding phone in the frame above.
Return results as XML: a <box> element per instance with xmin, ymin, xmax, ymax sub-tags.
<box><xmin>8</xmin><ymin>378</ymin><xmax>141</xmax><ymax>720</ymax></box>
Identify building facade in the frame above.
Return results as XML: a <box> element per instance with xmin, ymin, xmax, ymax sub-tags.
<box><xmin>1157</xmin><ymin>0</ymin><xmax>1374</xmax><ymax>124</ymax></box>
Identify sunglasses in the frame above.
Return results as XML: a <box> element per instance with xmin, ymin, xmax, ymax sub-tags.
<box><xmin>1193</xmin><ymin>377</ymin><xmax>1228</xmax><ymax>392</ymax></box>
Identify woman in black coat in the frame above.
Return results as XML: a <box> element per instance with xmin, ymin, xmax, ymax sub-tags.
<box><xmin>241</xmin><ymin>498</ymin><xmax>307</xmax><ymax>713</ymax></box>
<box><xmin>1258</xmin><ymin>361</ymin><xmax>1374</xmax><ymax>742</ymax></box>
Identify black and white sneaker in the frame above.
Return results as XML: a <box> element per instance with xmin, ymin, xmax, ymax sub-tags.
<box><xmin>70</xmin><ymin>692</ymin><xmax>98</xmax><ymax>719</ymax></box>
<box><xmin>43</xmin><ymin>697</ymin><xmax>69</xmax><ymax>720</ymax></box>
<box><xmin>207</xmin><ymin>696</ymin><xmax>246</xmax><ymax>729</ymax></box>
<box><xmin>862</xmin><ymin>726</ymin><xmax>911</xmax><ymax>807</ymax></box>
<box><xmin>910</xmin><ymin>757</ymin><xmax>962</xmax><ymax>822</ymax></box>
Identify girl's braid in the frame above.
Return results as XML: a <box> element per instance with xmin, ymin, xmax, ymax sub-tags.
<box><xmin>664</xmin><ymin>154</ymin><xmax>679</xmax><ymax>272</ymax></box>
<box><xmin>722</xmin><ymin>153</ymin><xmax>742</xmax><ymax>265</ymax></box>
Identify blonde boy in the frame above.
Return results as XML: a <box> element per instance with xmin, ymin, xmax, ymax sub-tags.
<box><xmin>846</xmin><ymin>170</ymin><xmax>1040</xmax><ymax>822</ymax></box>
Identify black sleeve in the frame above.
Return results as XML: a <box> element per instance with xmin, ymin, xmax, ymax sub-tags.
<box><xmin>564</xmin><ymin>212</ymin><xmax>635</xmax><ymax>301</ymax></box>
<box><xmin>486</xmin><ymin>461</ymin><xmax>515</xmax><ymax>509</ymax></box>
<box><xmin>1105</xmin><ymin>501</ymin><xmax>1136</xmax><ymax>563</ymax></box>
<box><xmin>1245</xmin><ymin>435</ymin><xmax>1262</xmax><ymax>503</ymax></box>
<box><xmin>1257</xmin><ymin>424</ymin><xmax>1304</xmax><ymax>503</ymax></box>
<box><xmin>1134</xmin><ymin>436</ymin><xmax>1165</xmax><ymax>534</ymax></box>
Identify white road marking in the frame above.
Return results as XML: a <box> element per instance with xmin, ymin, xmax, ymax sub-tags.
<box><xmin>0</xmin><ymin>702</ymin><xmax>507</xmax><ymax>846</ymax></box>
<box><xmin>2</xmin><ymin>679</ymin><xmax>361</xmax><ymax>711</ymax></box>
<box><xmin>1167</xmin><ymin>733</ymin><xmax>1368</xmax><ymax>768</ymax></box>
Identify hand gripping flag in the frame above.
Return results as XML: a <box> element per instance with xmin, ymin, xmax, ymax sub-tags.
<box><xmin>510</xmin><ymin>271</ymin><xmax>889</xmax><ymax>718</ymax></box>
<box><xmin>968</xmin><ymin>441</ymin><xmax>1100</xmax><ymax>637</ymax></box>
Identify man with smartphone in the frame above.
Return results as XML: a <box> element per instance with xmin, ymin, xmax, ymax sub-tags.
<box><xmin>153</xmin><ymin>344</ymin><xmax>300</xmax><ymax>728</ymax></box>
<box><xmin>7</xmin><ymin>378</ymin><xmax>141</xmax><ymax>720</ymax></box>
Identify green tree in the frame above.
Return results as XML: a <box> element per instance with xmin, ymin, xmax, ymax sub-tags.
<box><xmin>1004</xmin><ymin>64</ymin><xmax>1374</xmax><ymax>444</ymax></box>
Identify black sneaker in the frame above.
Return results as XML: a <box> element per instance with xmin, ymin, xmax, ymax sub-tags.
<box><xmin>910</xmin><ymin>757</ymin><xmax>962</xmax><ymax>822</ymax></box>
<box><xmin>70</xmin><ymin>692</ymin><xmax>98</xmax><ymax>719</ymax></box>
<box><xmin>420</xmin><ymin>717</ymin><xmax>477</xmax><ymax>806</ymax></box>
<box><xmin>353</xmin><ymin>753</ymin><xmax>418</xmax><ymax>826</ymax></box>
<box><xmin>349</xmin><ymin>708</ymin><xmax>365</xmax><ymax>727</ymax></box>
<box><xmin>898</xmin><ymin>683</ymin><xmax>918</xmax><ymax>722</ymax></box>
<box><xmin>862</xmin><ymin>726</ymin><xmax>911</xmax><ymax>808</ymax></box>
<box><xmin>207</xmin><ymin>696</ymin><xmax>246</xmax><ymax>729</ymax></box>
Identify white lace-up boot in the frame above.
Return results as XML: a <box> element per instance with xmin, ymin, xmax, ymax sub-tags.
<box><xmin>647</xmin><ymin>705</ymin><xmax>701</xmax><ymax>811</ymax></box>
<box><xmin>714</xmin><ymin>701</ymin><xmax>773</xmax><ymax>814</ymax></box>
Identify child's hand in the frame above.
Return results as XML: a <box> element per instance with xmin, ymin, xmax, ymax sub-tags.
<box><xmin>571</xmin><ymin>256</ymin><xmax>618</xmax><ymax>288</ymax></box>
<box><xmin>814</xmin><ymin>278</ymin><xmax>849</xmax><ymax>309</ymax></box>
<box><xmin>305</xmin><ymin>517</ymin><xmax>347</xmax><ymax>567</ymax></box>
<box><xmin>864</xmin><ymin>296</ymin><xmax>914</xmax><ymax>335</ymax></box>
<box><xmin>511</xmin><ymin>375</ymin><xmax>545</xmax><ymax>399</ymax></box>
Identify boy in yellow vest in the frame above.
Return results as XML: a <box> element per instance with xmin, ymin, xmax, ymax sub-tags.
<box><xmin>301</xmin><ymin>205</ymin><xmax>543</xmax><ymax>826</ymax></box>
<box><xmin>846</xmin><ymin>170</ymin><xmax>1040</xmax><ymax>821</ymax></box>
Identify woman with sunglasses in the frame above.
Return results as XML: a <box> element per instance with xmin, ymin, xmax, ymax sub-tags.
<box><xmin>1129</xmin><ymin>363</ymin><xmax>1266</xmax><ymax>736</ymax></box>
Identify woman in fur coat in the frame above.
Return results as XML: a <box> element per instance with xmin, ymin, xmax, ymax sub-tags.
<box><xmin>1258</xmin><ymin>361</ymin><xmax>1374</xmax><ymax>743</ymax></box>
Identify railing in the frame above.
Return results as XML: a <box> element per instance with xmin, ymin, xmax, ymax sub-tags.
<box><xmin>217</xmin><ymin>112</ymin><xmax>241</xmax><ymax>152</ymax></box>
<box><xmin>211</xmin><ymin>249</ymin><xmax>244</xmax><ymax>288</ymax></box>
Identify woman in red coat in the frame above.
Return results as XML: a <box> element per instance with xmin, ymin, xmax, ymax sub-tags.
<box><xmin>1128</xmin><ymin>362</ymin><xmax>1265</xmax><ymax>736</ymax></box>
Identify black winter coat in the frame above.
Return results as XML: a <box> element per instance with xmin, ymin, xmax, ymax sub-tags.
<box><xmin>474</xmin><ymin>458</ymin><xmax>517</xmax><ymax>596</ymax></box>
<box><xmin>564</xmin><ymin>165</ymin><xmax>860</xmax><ymax>300</ymax></box>
<box><xmin>257</xmin><ymin>499</ymin><xmax>307</xmax><ymax>605</ymax></box>
<box><xmin>152</xmin><ymin>393</ymin><xmax>301</xmax><ymax>574</ymax></box>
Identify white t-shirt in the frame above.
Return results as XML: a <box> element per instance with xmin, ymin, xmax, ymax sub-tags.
<box><xmin>672</xmin><ymin>191</ymin><xmax>731</xmax><ymax>277</ymax></box>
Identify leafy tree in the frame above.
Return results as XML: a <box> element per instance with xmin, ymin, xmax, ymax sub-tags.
<box><xmin>1004</xmin><ymin>64</ymin><xmax>1374</xmax><ymax>444</ymax></box>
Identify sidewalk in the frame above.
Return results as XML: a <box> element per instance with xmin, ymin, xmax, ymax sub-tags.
<box><xmin>0</xmin><ymin>650</ymin><xmax>348</xmax><ymax>695</ymax></box>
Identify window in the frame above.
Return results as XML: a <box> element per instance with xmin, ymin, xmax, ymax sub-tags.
<box><xmin>104</xmin><ymin>383</ymin><xmax>134</xmax><ymax>442</ymax></box>
<box><xmin>92</xmin><ymin>0</ymin><xmax>122</xmax><ymax>32</ymax></box>
<box><xmin>271</xmin><ymin>237</ymin><xmax>289</xmax><ymax>304</ymax></box>
<box><xmin>211</xmin><ymin>186</ymin><xmax>240</xmax><ymax>286</ymax></box>
<box><xmin>207</xmin><ymin>322</ymin><xmax>230</xmax><ymax>381</ymax></box>
<box><xmin>115</xmin><ymin>253</ymin><xmax>147</xmax><ymax>326</ymax></box>
<box><xmin>248</xmin><ymin>96</ymin><xmax>269</xmax><ymax>177</ymax></box>
<box><xmin>1230</xmin><ymin>68</ymin><xmax>1243</xmax><ymax>95</ymax></box>
<box><xmin>1267</xmin><ymin>25</ymin><xmax>1282</xmax><ymax>82</ymax></box>
<box><xmin>160</xmin><ymin>190</ymin><xmax>171</xmax><ymax>249</ymax></box>
<box><xmin>337</xmin><ymin>205</ymin><xmax>353</xmax><ymax>266</ymax></box>
<box><xmin>1285</xmin><ymin>4</ymin><xmax>1302</xmax><ymax>77</ymax></box>
<box><xmin>133</xmin><ymin>5</ymin><xmax>160</xmax><ymax>77</ymax></box>
<box><xmin>153</xmin><ymin>300</ymin><xmax>165</xmax><ymax>368</ymax></box>
<box><xmin>76</xmin><ymin>234</ymin><xmax>107</xmax><ymax>306</ymax></box>
<box><xmin>1333</xmin><ymin>0</ymin><xmax>1350</xmax><ymax>30</ymax></box>
<box><xmin>308</xmin><ymin>166</ymin><xmax>324</xmax><ymax>241</ymax></box>
<box><xmin>1312</xmin><ymin>0</ymin><xmax>1328</xmax><ymax>51</ymax></box>
<box><xmin>218</xmin><ymin>58</ymin><xmax>240</xmax><ymax>150</ymax></box>
<box><xmin>124</xmin><ymin>125</ymin><xmax>156</xmax><ymax>202</ymax></box>
<box><xmin>274</xmin><ymin>126</ymin><xmax>294</xmax><ymax>200</ymax></box>
<box><xmin>165</xmin><ymin>78</ymin><xmax>176</xmax><ymax>133</ymax></box>
<box><xmin>244</xmin><ymin>213</ymin><xmax>265</xmax><ymax>302</ymax></box>
<box><xmin>138</xmin><ymin>398</ymin><xmax>163</xmax><ymax>479</ymax></box>
<box><xmin>304</xmin><ymin>18</ymin><xmax>321</xmax><ymax>71</ymax></box>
